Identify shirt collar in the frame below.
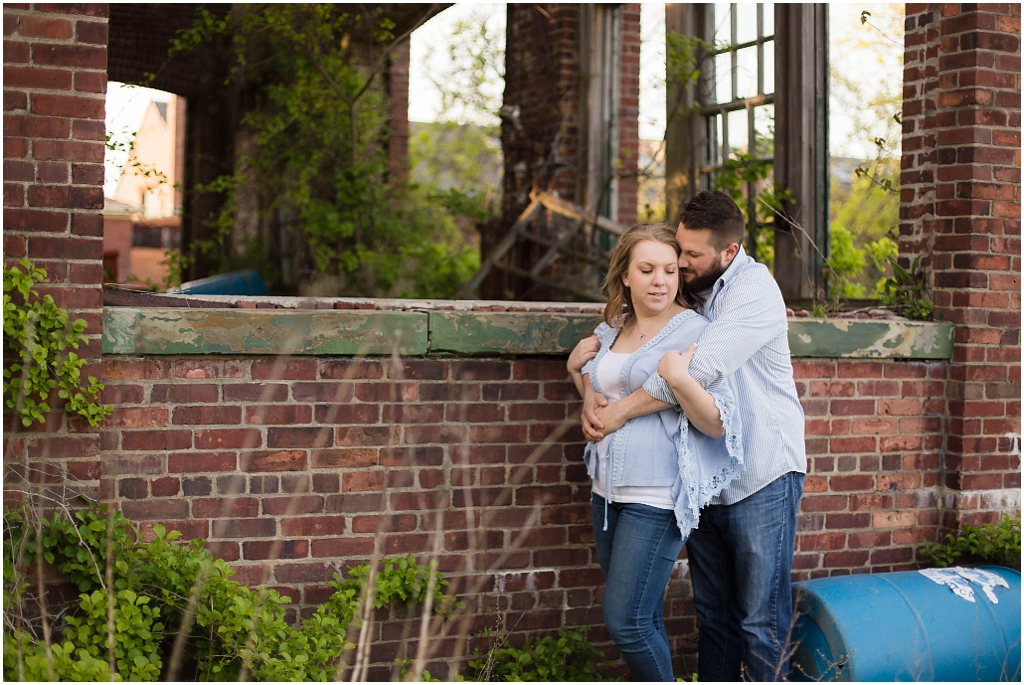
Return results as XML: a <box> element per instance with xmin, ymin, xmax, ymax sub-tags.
<box><xmin>699</xmin><ymin>245</ymin><xmax>751</xmax><ymax>310</ymax></box>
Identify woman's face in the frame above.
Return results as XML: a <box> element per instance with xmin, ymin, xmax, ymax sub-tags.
<box><xmin>623</xmin><ymin>239</ymin><xmax>679</xmax><ymax>317</ymax></box>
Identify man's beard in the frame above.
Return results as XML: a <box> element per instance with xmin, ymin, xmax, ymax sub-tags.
<box><xmin>681</xmin><ymin>260</ymin><xmax>728</xmax><ymax>297</ymax></box>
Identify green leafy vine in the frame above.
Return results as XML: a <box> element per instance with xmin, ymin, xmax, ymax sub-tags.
<box><xmin>2</xmin><ymin>259</ymin><xmax>110</xmax><ymax>427</ymax></box>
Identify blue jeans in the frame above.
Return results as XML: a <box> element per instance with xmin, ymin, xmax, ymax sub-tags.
<box><xmin>686</xmin><ymin>472</ymin><xmax>804</xmax><ymax>681</ymax></box>
<box><xmin>592</xmin><ymin>494</ymin><xmax>684</xmax><ymax>682</ymax></box>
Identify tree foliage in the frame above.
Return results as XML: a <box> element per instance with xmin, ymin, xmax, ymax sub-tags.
<box><xmin>168</xmin><ymin>4</ymin><xmax>480</xmax><ymax>298</ymax></box>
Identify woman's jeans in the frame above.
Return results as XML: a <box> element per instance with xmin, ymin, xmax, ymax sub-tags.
<box><xmin>592</xmin><ymin>494</ymin><xmax>684</xmax><ymax>682</ymax></box>
<box><xmin>685</xmin><ymin>472</ymin><xmax>804</xmax><ymax>681</ymax></box>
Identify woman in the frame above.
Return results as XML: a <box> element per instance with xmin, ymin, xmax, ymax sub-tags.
<box><xmin>566</xmin><ymin>223</ymin><xmax>743</xmax><ymax>681</ymax></box>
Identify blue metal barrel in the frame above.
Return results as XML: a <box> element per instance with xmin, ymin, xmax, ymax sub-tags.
<box><xmin>790</xmin><ymin>566</ymin><xmax>1021</xmax><ymax>682</ymax></box>
<box><xmin>170</xmin><ymin>269</ymin><xmax>268</xmax><ymax>296</ymax></box>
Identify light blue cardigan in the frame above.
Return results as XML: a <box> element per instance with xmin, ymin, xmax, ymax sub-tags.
<box><xmin>581</xmin><ymin>309</ymin><xmax>744</xmax><ymax>540</ymax></box>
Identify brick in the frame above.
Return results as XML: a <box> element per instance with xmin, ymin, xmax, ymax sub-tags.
<box><xmin>70</xmin><ymin>118</ymin><xmax>105</xmax><ymax>140</ymax></box>
<box><xmin>267</xmin><ymin>426</ymin><xmax>332</xmax><ymax>448</ymax></box>
<box><xmin>151</xmin><ymin>476</ymin><xmax>180</xmax><ymax>497</ymax></box>
<box><xmin>174</xmin><ymin>360</ymin><xmax>248</xmax><ymax>379</ymax></box>
<box><xmin>211</xmin><ymin>518</ymin><xmax>276</xmax><ymax>538</ymax></box>
<box><xmin>104</xmin><ymin>406</ymin><xmax>169</xmax><ymax>429</ymax></box>
<box><xmin>311</xmin><ymin>537</ymin><xmax>373</xmax><ymax>558</ymax></box>
<box><xmin>252</xmin><ymin>358</ymin><xmax>317</xmax><ymax>380</ymax></box>
<box><xmin>343</xmin><ymin>470</ymin><xmax>384</xmax><ymax>492</ymax></box>
<box><xmin>174</xmin><ymin>405</ymin><xmax>242</xmax><ymax>426</ymax></box>
<box><xmin>195</xmin><ymin>428</ymin><xmax>261</xmax><ymax>450</ymax></box>
<box><xmin>224</xmin><ymin>383</ymin><xmax>289</xmax><ymax>402</ymax></box>
<box><xmin>150</xmin><ymin>383</ymin><xmax>218</xmax><ymax>402</ymax></box>
<box><xmin>262</xmin><ymin>495</ymin><xmax>324</xmax><ymax>516</ymax></box>
<box><xmin>247</xmin><ymin>404</ymin><xmax>312</xmax><ymax>425</ymax></box>
<box><xmin>280</xmin><ymin>515</ymin><xmax>345</xmax><ymax>537</ymax></box>
<box><xmin>3</xmin><ymin>113</ymin><xmax>70</xmax><ymax>138</ymax></box>
<box><xmin>17</xmin><ymin>16</ymin><xmax>73</xmax><ymax>39</ymax></box>
<box><xmin>291</xmin><ymin>382</ymin><xmax>354</xmax><ymax>402</ymax></box>
<box><xmin>169</xmin><ymin>451</ymin><xmax>237</xmax><ymax>473</ymax></box>
<box><xmin>830</xmin><ymin>400</ymin><xmax>875</xmax><ymax>416</ymax></box>
<box><xmin>4</xmin><ymin>208</ymin><xmax>68</xmax><ymax>232</ymax></box>
<box><xmin>70</xmin><ymin>211</ymin><xmax>103</xmax><ymax>236</ymax></box>
<box><xmin>243</xmin><ymin>539</ymin><xmax>309</xmax><ymax>561</ymax></box>
<box><xmin>240</xmin><ymin>450</ymin><xmax>306</xmax><ymax>472</ymax></box>
<box><xmin>75</xmin><ymin>19</ymin><xmax>107</xmax><ymax>45</ymax></box>
<box><xmin>450</xmin><ymin>360</ymin><xmax>511</xmax><ymax>381</ymax></box>
<box><xmin>121</xmin><ymin>429</ymin><xmax>192</xmax><ymax>451</ymax></box>
<box><xmin>121</xmin><ymin>499</ymin><xmax>188</xmax><ymax>521</ymax></box>
<box><xmin>311</xmin><ymin>448</ymin><xmax>377</xmax><ymax>468</ymax></box>
<box><xmin>872</xmin><ymin>511</ymin><xmax>916</xmax><ymax>528</ymax></box>
<box><xmin>319</xmin><ymin>360</ymin><xmax>384</xmax><ymax>379</ymax></box>
<box><xmin>193</xmin><ymin>497</ymin><xmax>260</xmax><ymax>518</ymax></box>
<box><xmin>32</xmin><ymin>44</ymin><xmax>106</xmax><ymax>69</ymax></box>
<box><xmin>30</xmin><ymin>93</ymin><xmax>104</xmax><ymax>120</ymax></box>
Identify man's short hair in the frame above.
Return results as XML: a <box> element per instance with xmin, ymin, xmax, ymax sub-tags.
<box><xmin>678</xmin><ymin>190</ymin><xmax>745</xmax><ymax>251</ymax></box>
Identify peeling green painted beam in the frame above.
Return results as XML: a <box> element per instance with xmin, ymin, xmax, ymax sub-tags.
<box><xmin>103</xmin><ymin>308</ymin><xmax>429</xmax><ymax>356</ymax></box>
<box><xmin>788</xmin><ymin>319</ymin><xmax>953</xmax><ymax>359</ymax></box>
<box><xmin>430</xmin><ymin>311</ymin><xmax>600</xmax><ymax>356</ymax></box>
<box><xmin>102</xmin><ymin>308</ymin><xmax>953</xmax><ymax>359</ymax></box>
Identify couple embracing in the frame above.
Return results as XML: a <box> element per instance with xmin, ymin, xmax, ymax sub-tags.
<box><xmin>567</xmin><ymin>191</ymin><xmax>807</xmax><ymax>682</ymax></box>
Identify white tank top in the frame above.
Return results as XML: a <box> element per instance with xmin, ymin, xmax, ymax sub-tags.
<box><xmin>591</xmin><ymin>351</ymin><xmax>676</xmax><ymax>510</ymax></box>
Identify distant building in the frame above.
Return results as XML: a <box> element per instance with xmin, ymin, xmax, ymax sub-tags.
<box><xmin>102</xmin><ymin>96</ymin><xmax>185</xmax><ymax>289</ymax></box>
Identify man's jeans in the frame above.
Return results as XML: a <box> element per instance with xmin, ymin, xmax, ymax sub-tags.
<box><xmin>686</xmin><ymin>472</ymin><xmax>804</xmax><ymax>681</ymax></box>
<box><xmin>592</xmin><ymin>494</ymin><xmax>685</xmax><ymax>682</ymax></box>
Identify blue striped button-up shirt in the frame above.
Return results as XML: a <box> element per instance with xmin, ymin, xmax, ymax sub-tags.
<box><xmin>642</xmin><ymin>246</ymin><xmax>806</xmax><ymax>504</ymax></box>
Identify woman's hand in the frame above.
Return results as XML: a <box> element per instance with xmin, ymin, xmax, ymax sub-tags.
<box><xmin>567</xmin><ymin>335</ymin><xmax>600</xmax><ymax>374</ymax></box>
<box><xmin>658</xmin><ymin>344</ymin><xmax>697</xmax><ymax>387</ymax></box>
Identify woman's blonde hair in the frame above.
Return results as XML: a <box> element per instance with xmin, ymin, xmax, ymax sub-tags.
<box><xmin>601</xmin><ymin>223</ymin><xmax>689</xmax><ymax>327</ymax></box>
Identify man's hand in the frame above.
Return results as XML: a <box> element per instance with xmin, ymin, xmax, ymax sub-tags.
<box><xmin>582</xmin><ymin>385</ymin><xmax>608</xmax><ymax>442</ymax></box>
<box><xmin>658</xmin><ymin>343</ymin><xmax>697</xmax><ymax>387</ymax></box>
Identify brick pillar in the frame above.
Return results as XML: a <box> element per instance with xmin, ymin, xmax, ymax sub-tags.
<box><xmin>3</xmin><ymin>3</ymin><xmax>108</xmax><ymax>501</ymax></box>
<box><xmin>387</xmin><ymin>37</ymin><xmax>410</xmax><ymax>183</ymax></box>
<box><xmin>901</xmin><ymin>4</ymin><xmax>1021</xmax><ymax>527</ymax></box>
<box><xmin>617</xmin><ymin>4</ymin><xmax>640</xmax><ymax>227</ymax></box>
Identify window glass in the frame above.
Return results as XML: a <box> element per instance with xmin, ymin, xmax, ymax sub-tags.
<box><xmin>737</xmin><ymin>5</ymin><xmax>758</xmax><ymax>44</ymax></box>
<box><xmin>715</xmin><ymin>52</ymin><xmax>732</xmax><ymax>104</ymax></box>
<box><xmin>736</xmin><ymin>46</ymin><xmax>758</xmax><ymax>99</ymax></box>
<box><xmin>727</xmin><ymin>109</ymin><xmax>748</xmax><ymax>155</ymax></box>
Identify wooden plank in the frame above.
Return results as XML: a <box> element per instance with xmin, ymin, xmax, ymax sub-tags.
<box><xmin>535</xmin><ymin>191</ymin><xmax>627</xmax><ymax>237</ymax></box>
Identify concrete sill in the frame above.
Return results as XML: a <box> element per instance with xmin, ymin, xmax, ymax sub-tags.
<box><xmin>103</xmin><ymin>306</ymin><xmax>953</xmax><ymax>360</ymax></box>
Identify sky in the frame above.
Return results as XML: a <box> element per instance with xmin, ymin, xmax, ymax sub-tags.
<box><xmin>105</xmin><ymin>4</ymin><xmax>904</xmax><ymax>193</ymax></box>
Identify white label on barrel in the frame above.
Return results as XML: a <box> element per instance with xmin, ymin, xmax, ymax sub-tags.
<box><xmin>918</xmin><ymin>567</ymin><xmax>1010</xmax><ymax>604</ymax></box>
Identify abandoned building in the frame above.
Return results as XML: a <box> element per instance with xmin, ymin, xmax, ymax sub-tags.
<box><xmin>3</xmin><ymin>2</ymin><xmax>1020</xmax><ymax>679</ymax></box>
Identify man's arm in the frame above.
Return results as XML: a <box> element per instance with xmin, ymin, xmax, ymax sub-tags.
<box><xmin>686</xmin><ymin>268</ymin><xmax>787</xmax><ymax>388</ymax></box>
<box><xmin>658</xmin><ymin>346</ymin><xmax>724</xmax><ymax>439</ymax></box>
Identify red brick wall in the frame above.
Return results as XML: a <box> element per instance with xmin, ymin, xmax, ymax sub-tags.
<box><xmin>0</xmin><ymin>352</ymin><xmax>941</xmax><ymax>675</ymax></box>
<box><xmin>901</xmin><ymin>3</ymin><xmax>1021</xmax><ymax>528</ymax></box>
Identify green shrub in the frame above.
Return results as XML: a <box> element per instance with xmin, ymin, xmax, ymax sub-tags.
<box><xmin>465</xmin><ymin>626</ymin><xmax>611</xmax><ymax>682</ymax></box>
<box><xmin>3</xmin><ymin>504</ymin><xmax>452</xmax><ymax>681</ymax></box>
<box><xmin>921</xmin><ymin>515</ymin><xmax>1021</xmax><ymax>570</ymax></box>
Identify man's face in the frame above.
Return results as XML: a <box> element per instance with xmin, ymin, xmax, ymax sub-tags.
<box><xmin>675</xmin><ymin>224</ymin><xmax>732</xmax><ymax>294</ymax></box>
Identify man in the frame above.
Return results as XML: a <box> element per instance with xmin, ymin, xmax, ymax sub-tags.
<box><xmin>578</xmin><ymin>190</ymin><xmax>806</xmax><ymax>681</ymax></box>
